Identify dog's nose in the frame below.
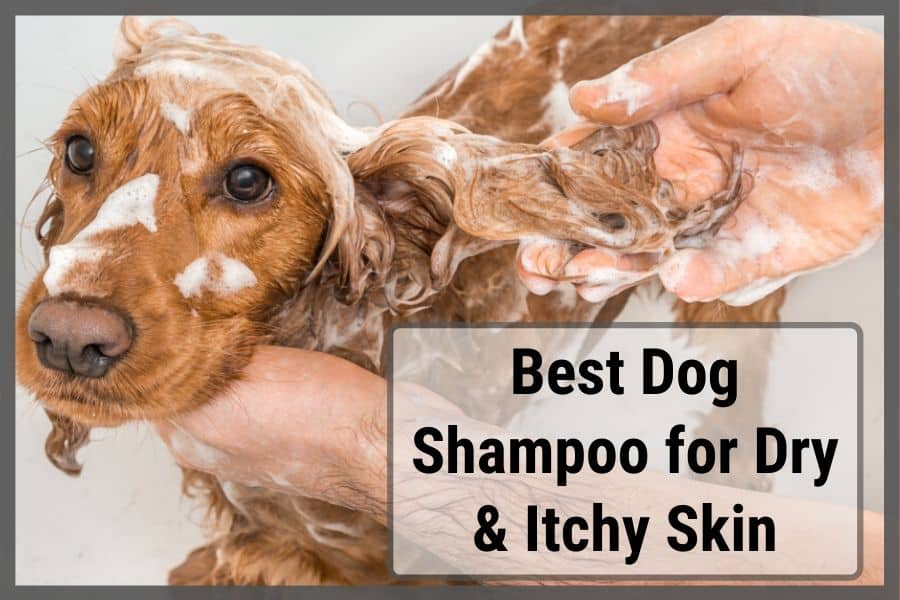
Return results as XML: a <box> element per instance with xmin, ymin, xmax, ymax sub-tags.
<box><xmin>28</xmin><ymin>299</ymin><xmax>132</xmax><ymax>378</ymax></box>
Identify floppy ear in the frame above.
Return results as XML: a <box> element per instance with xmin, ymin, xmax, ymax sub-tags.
<box><xmin>34</xmin><ymin>190</ymin><xmax>63</xmax><ymax>260</ymax></box>
<box><xmin>329</xmin><ymin>116</ymin><xmax>746</xmax><ymax>307</ymax></box>
<box><xmin>332</xmin><ymin>121</ymin><xmax>504</xmax><ymax>311</ymax></box>
<box><xmin>44</xmin><ymin>410</ymin><xmax>91</xmax><ymax>476</ymax></box>
<box><xmin>112</xmin><ymin>16</ymin><xmax>199</xmax><ymax>66</ymax></box>
<box><xmin>32</xmin><ymin>179</ymin><xmax>89</xmax><ymax>475</ymax></box>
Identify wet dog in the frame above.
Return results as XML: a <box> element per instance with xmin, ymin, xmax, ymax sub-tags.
<box><xmin>16</xmin><ymin>16</ymin><xmax>783</xmax><ymax>584</ymax></box>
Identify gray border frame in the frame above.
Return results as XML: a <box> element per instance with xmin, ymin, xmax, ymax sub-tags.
<box><xmin>6</xmin><ymin>2</ymin><xmax>896</xmax><ymax>599</ymax></box>
<box><xmin>387</xmin><ymin>323</ymin><xmax>864</xmax><ymax>581</ymax></box>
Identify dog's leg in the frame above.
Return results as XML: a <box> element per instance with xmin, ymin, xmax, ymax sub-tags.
<box><xmin>674</xmin><ymin>290</ymin><xmax>785</xmax><ymax>491</ymax></box>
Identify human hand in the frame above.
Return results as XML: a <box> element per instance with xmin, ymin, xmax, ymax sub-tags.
<box><xmin>153</xmin><ymin>346</ymin><xmax>389</xmax><ymax>521</ymax></box>
<box><xmin>519</xmin><ymin>16</ymin><xmax>884</xmax><ymax>305</ymax></box>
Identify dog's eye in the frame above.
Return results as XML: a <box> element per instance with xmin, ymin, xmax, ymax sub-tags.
<box><xmin>224</xmin><ymin>165</ymin><xmax>273</xmax><ymax>203</ymax></box>
<box><xmin>64</xmin><ymin>136</ymin><xmax>95</xmax><ymax>175</ymax></box>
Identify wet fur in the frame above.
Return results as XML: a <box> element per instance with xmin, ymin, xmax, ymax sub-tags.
<box><xmin>16</xmin><ymin>16</ymin><xmax>784</xmax><ymax>584</ymax></box>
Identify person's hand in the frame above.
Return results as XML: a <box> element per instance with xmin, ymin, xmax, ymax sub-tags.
<box><xmin>519</xmin><ymin>16</ymin><xmax>884</xmax><ymax>305</ymax></box>
<box><xmin>153</xmin><ymin>346</ymin><xmax>389</xmax><ymax>521</ymax></box>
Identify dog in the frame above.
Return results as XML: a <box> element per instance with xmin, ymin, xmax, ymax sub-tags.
<box><xmin>16</xmin><ymin>15</ymin><xmax>784</xmax><ymax>584</ymax></box>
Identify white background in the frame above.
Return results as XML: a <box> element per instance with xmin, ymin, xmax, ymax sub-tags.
<box><xmin>15</xmin><ymin>16</ymin><xmax>885</xmax><ymax>584</ymax></box>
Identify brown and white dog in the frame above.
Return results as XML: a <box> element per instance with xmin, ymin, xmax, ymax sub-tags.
<box><xmin>16</xmin><ymin>16</ymin><xmax>784</xmax><ymax>584</ymax></box>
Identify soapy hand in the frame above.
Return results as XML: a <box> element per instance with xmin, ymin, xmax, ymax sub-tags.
<box><xmin>519</xmin><ymin>16</ymin><xmax>884</xmax><ymax>305</ymax></box>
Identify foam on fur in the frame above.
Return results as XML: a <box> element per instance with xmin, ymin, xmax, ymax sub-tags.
<box><xmin>18</xmin><ymin>15</ymin><xmax>786</xmax><ymax>585</ymax></box>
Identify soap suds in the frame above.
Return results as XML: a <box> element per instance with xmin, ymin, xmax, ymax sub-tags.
<box><xmin>598</xmin><ymin>63</ymin><xmax>652</xmax><ymax>116</ymax></box>
<box><xmin>450</xmin><ymin>16</ymin><xmax>529</xmax><ymax>93</ymax></box>
<box><xmin>577</xmin><ymin>266</ymin><xmax>651</xmax><ymax>303</ymax></box>
<box><xmin>43</xmin><ymin>174</ymin><xmax>160</xmax><ymax>295</ymax></box>
<box><xmin>710</xmin><ymin>219</ymin><xmax>780</xmax><ymax>266</ymax></box>
<box><xmin>160</xmin><ymin>101</ymin><xmax>191</xmax><ymax>134</ymax></box>
<box><xmin>435</xmin><ymin>143</ymin><xmax>458</xmax><ymax>169</ymax></box>
<box><xmin>789</xmin><ymin>147</ymin><xmax>839</xmax><ymax>193</ymax></box>
<box><xmin>541</xmin><ymin>80</ymin><xmax>581</xmax><ymax>134</ymax></box>
<box><xmin>136</xmin><ymin>59</ymin><xmax>235</xmax><ymax>87</ymax></box>
<box><xmin>506</xmin><ymin>16</ymin><xmax>529</xmax><ymax>50</ymax></box>
<box><xmin>843</xmin><ymin>148</ymin><xmax>883</xmax><ymax>207</ymax></box>
<box><xmin>175</xmin><ymin>252</ymin><xmax>258</xmax><ymax>298</ymax></box>
<box><xmin>79</xmin><ymin>174</ymin><xmax>159</xmax><ymax>237</ymax></box>
<box><xmin>656</xmin><ymin>250</ymin><xmax>694</xmax><ymax>296</ymax></box>
<box><xmin>174</xmin><ymin>256</ymin><xmax>210</xmax><ymax>298</ymax></box>
<box><xmin>43</xmin><ymin>246</ymin><xmax>107</xmax><ymax>297</ymax></box>
<box><xmin>451</xmin><ymin>39</ymin><xmax>498</xmax><ymax>93</ymax></box>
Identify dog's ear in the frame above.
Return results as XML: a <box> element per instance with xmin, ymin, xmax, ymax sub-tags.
<box><xmin>44</xmin><ymin>410</ymin><xmax>91</xmax><ymax>477</ymax></box>
<box><xmin>318</xmin><ymin>121</ymin><xmax>501</xmax><ymax>310</ymax></box>
<box><xmin>34</xmin><ymin>189</ymin><xmax>63</xmax><ymax>260</ymax></box>
<box><xmin>112</xmin><ymin>16</ymin><xmax>199</xmax><ymax>67</ymax></box>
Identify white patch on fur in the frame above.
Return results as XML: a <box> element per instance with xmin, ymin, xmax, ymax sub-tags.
<box><xmin>450</xmin><ymin>16</ymin><xmax>530</xmax><ymax>94</ymax></box>
<box><xmin>174</xmin><ymin>256</ymin><xmax>210</xmax><ymax>298</ymax></box>
<box><xmin>434</xmin><ymin>143</ymin><xmax>458</xmax><ymax>169</ymax></box>
<box><xmin>160</xmin><ymin>101</ymin><xmax>191</xmax><ymax>134</ymax></box>
<box><xmin>82</xmin><ymin>174</ymin><xmax>159</xmax><ymax>236</ymax></box>
<box><xmin>506</xmin><ymin>16</ymin><xmax>529</xmax><ymax>50</ymax></box>
<box><xmin>136</xmin><ymin>59</ymin><xmax>235</xmax><ymax>86</ymax></box>
<box><xmin>541</xmin><ymin>80</ymin><xmax>581</xmax><ymax>134</ymax></box>
<box><xmin>216</xmin><ymin>254</ymin><xmax>257</xmax><ymax>294</ymax></box>
<box><xmin>451</xmin><ymin>39</ymin><xmax>498</xmax><ymax>93</ymax></box>
<box><xmin>42</xmin><ymin>246</ymin><xmax>106</xmax><ymax>296</ymax></box>
<box><xmin>43</xmin><ymin>174</ymin><xmax>159</xmax><ymax>296</ymax></box>
<box><xmin>136</xmin><ymin>50</ymin><xmax>370</xmax><ymax>156</ymax></box>
<box><xmin>597</xmin><ymin>62</ymin><xmax>652</xmax><ymax>116</ymax></box>
<box><xmin>175</xmin><ymin>252</ymin><xmax>258</xmax><ymax>298</ymax></box>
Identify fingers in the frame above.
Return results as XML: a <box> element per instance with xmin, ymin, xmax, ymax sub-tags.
<box><xmin>517</xmin><ymin>238</ymin><xmax>659</xmax><ymax>303</ymax></box>
<box><xmin>540</xmin><ymin>122</ymin><xmax>599</xmax><ymax>150</ymax></box>
<box><xmin>657</xmin><ymin>206</ymin><xmax>786</xmax><ymax>305</ymax></box>
<box><xmin>516</xmin><ymin>239</ymin><xmax>571</xmax><ymax>295</ymax></box>
<box><xmin>564</xmin><ymin>249</ymin><xmax>658</xmax><ymax>302</ymax></box>
<box><xmin>569</xmin><ymin>16</ymin><xmax>769</xmax><ymax>126</ymax></box>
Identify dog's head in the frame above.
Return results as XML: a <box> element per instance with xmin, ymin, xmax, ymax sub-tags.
<box><xmin>16</xmin><ymin>18</ymin><xmax>433</xmax><ymax>471</ymax></box>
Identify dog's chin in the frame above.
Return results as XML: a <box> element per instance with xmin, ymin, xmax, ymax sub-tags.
<box><xmin>37</xmin><ymin>393</ymin><xmax>145</xmax><ymax>427</ymax></box>
<box><xmin>18</xmin><ymin>357</ymin><xmax>218</xmax><ymax>429</ymax></box>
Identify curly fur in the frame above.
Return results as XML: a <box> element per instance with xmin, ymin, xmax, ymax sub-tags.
<box><xmin>16</xmin><ymin>15</ymin><xmax>786</xmax><ymax>584</ymax></box>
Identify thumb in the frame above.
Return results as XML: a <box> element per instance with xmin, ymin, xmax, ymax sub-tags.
<box><xmin>569</xmin><ymin>16</ymin><xmax>770</xmax><ymax>126</ymax></box>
